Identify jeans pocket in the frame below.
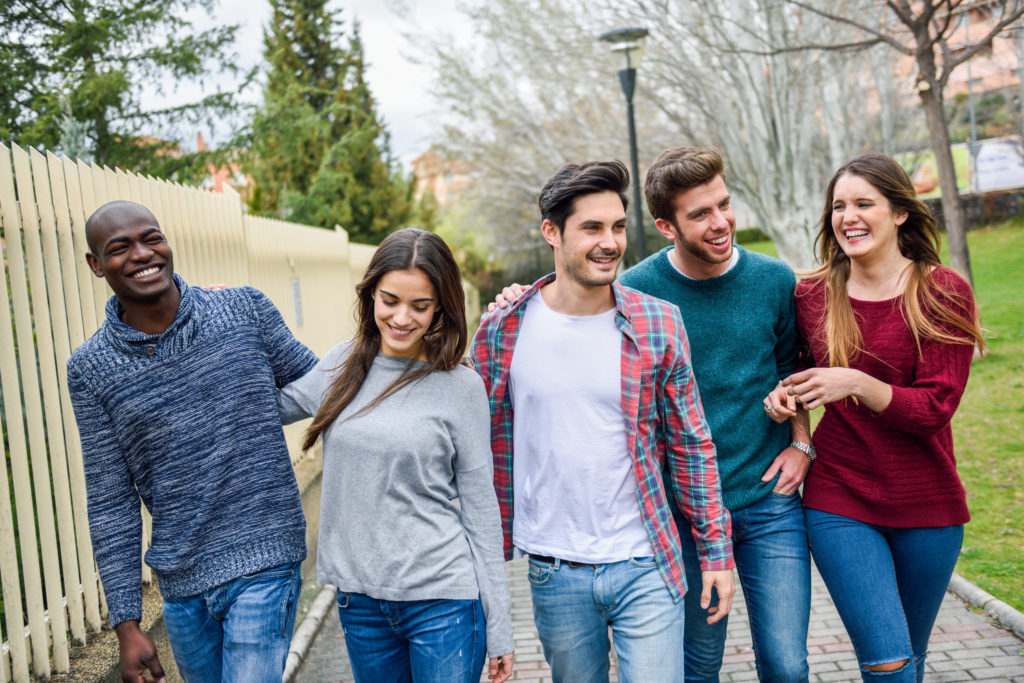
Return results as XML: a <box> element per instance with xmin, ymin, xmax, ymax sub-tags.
<box><xmin>240</xmin><ymin>561</ymin><xmax>297</xmax><ymax>581</ymax></box>
<box><xmin>629</xmin><ymin>555</ymin><xmax>658</xmax><ymax>569</ymax></box>
<box><xmin>277</xmin><ymin>569</ymin><xmax>300</xmax><ymax>638</ymax></box>
<box><xmin>337</xmin><ymin>592</ymin><xmax>351</xmax><ymax>609</ymax></box>
<box><xmin>527</xmin><ymin>560</ymin><xmax>553</xmax><ymax>586</ymax></box>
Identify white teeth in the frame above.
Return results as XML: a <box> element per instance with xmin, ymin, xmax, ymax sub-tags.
<box><xmin>845</xmin><ymin>230</ymin><xmax>869</xmax><ymax>239</ymax></box>
<box><xmin>389</xmin><ymin>326</ymin><xmax>413</xmax><ymax>337</ymax></box>
<box><xmin>709</xmin><ymin>236</ymin><xmax>728</xmax><ymax>245</ymax></box>
<box><xmin>132</xmin><ymin>266</ymin><xmax>160</xmax><ymax>279</ymax></box>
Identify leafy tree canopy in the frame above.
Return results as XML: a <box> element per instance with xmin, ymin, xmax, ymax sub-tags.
<box><xmin>1</xmin><ymin>0</ymin><xmax>244</xmax><ymax>180</ymax></box>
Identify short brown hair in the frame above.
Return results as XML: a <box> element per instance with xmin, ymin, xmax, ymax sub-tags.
<box><xmin>644</xmin><ymin>147</ymin><xmax>724</xmax><ymax>223</ymax></box>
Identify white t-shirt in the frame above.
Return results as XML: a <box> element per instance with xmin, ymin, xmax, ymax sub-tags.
<box><xmin>508</xmin><ymin>294</ymin><xmax>654</xmax><ymax>562</ymax></box>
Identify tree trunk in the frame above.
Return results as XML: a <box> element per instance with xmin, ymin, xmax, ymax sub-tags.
<box><xmin>919</xmin><ymin>85</ymin><xmax>974</xmax><ymax>285</ymax></box>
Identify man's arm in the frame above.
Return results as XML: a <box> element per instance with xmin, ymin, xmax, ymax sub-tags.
<box><xmin>68</xmin><ymin>367</ymin><xmax>161</xmax><ymax>680</ymax></box>
<box><xmin>759</xmin><ymin>407</ymin><xmax>812</xmax><ymax>495</ymax></box>
<box><xmin>658</xmin><ymin>313</ymin><xmax>736</xmax><ymax>623</ymax></box>
<box><xmin>247</xmin><ymin>287</ymin><xmax>318</xmax><ymax>386</ymax></box>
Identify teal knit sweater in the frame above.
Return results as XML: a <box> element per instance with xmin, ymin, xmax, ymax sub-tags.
<box><xmin>620</xmin><ymin>246</ymin><xmax>798</xmax><ymax>511</ymax></box>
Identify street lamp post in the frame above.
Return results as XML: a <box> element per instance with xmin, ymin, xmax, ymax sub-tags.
<box><xmin>600</xmin><ymin>26</ymin><xmax>649</xmax><ymax>261</ymax></box>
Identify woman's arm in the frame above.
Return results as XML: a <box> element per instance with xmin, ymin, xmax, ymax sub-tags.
<box><xmin>277</xmin><ymin>342</ymin><xmax>348</xmax><ymax>424</ymax></box>
<box><xmin>450</xmin><ymin>372</ymin><xmax>516</xmax><ymax>674</ymax></box>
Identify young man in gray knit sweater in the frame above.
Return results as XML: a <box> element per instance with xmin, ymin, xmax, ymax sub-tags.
<box><xmin>68</xmin><ymin>201</ymin><xmax>317</xmax><ymax>683</ymax></box>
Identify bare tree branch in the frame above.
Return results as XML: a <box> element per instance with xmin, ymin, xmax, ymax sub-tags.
<box><xmin>786</xmin><ymin>0</ymin><xmax>915</xmax><ymax>54</ymax></box>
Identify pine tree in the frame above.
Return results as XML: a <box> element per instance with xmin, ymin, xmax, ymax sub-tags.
<box><xmin>248</xmin><ymin>3</ymin><xmax>416</xmax><ymax>243</ymax></box>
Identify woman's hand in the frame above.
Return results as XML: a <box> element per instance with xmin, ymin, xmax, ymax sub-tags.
<box><xmin>762</xmin><ymin>383</ymin><xmax>795</xmax><ymax>423</ymax></box>
<box><xmin>488</xmin><ymin>653</ymin><xmax>514</xmax><ymax>682</ymax></box>
<box><xmin>487</xmin><ymin>284</ymin><xmax>525</xmax><ymax>313</ymax></box>
<box><xmin>782</xmin><ymin>366</ymin><xmax>894</xmax><ymax>413</ymax></box>
<box><xmin>781</xmin><ymin>367</ymin><xmax>860</xmax><ymax>409</ymax></box>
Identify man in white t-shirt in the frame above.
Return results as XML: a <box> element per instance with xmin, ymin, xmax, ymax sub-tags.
<box><xmin>471</xmin><ymin>160</ymin><xmax>736</xmax><ymax>683</ymax></box>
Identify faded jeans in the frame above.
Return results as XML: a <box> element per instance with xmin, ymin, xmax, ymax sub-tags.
<box><xmin>677</xmin><ymin>490</ymin><xmax>811</xmax><ymax>682</ymax></box>
<box><xmin>527</xmin><ymin>555</ymin><xmax>685</xmax><ymax>683</ymax></box>
<box><xmin>161</xmin><ymin>561</ymin><xmax>301</xmax><ymax>683</ymax></box>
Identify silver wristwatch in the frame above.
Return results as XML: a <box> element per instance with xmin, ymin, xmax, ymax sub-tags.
<box><xmin>790</xmin><ymin>440</ymin><xmax>817</xmax><ymax>463</ymax></box>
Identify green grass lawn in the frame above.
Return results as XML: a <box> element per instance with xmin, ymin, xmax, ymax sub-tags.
<box><xmin>945</xmin><ymin>220</ymin><xmax>1024</xmax><ymax>612</ymax></box>
<box><xmin>746</xmin><ymin>222</ymin><xmax>1024</xmax><ymax>611</ymax></box>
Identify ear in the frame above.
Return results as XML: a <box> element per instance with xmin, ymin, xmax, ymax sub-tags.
<box><xmin>540</xmin><ymin>219</ymin><xmax>561</xmax><ymax>248</ymax></box>
<box><xmin>654</xmin><ymin>217</ymin><xmax>678</xmax><ymax>241</ymax></box>
<box><xmin>85</xmin><ymin>252</ymin><xmax>104</xmax><ymax>278</ymax></box>
<box><xmin>895</xmin><ymin>211</ymin><xmax>908</xmax><ymax>227</ymax></box>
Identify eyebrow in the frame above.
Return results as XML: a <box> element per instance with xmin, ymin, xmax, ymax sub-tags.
<box><xmin>686</xmin><ymin>195</ymin><xmax>730</xmax><ymax>219</ymax></box>
<box><xmin>105</xmin><ymin>228</ymin><xmax>162</xmax><ymax>248</ymax></box>
<box><xmin>378</xmin><ymin>289</ymin><xmax>435</xmax><ymax>303</ymax></box>
<box><xmin>579</xmin><ymin>218</ymin><xmax>627</xmax><ymax>227</ymax></box>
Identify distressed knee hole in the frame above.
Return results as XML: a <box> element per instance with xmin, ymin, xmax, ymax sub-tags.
<box><xmin>862</xmin><ymin>658</ymin><xmax>910</xmax><ymax>673</ymax></box>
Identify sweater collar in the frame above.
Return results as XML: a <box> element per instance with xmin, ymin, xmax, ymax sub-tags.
<box><xmin>103</xmin><ymin>273</ymin><xmax>200</xmax><ymax>355</ymax></box>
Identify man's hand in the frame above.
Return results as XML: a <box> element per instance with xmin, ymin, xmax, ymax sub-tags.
<box><xmin>487</xmin><ymin>283</ymin><xmax>525</xmax><ymax>312</ymax></box>
<box><xmin>114</xmin><ymin>621</ymin><xmax>166</xmax><ymax>683</ymax></box>
<box><xmin>488</xmin><ymin>653</ymin><xmax>515</xmax><ymax>682</ymax></box>
<box><xmin>763</xmin><ymin>382</ymin><xmax>797</xmax><ymax>423</ymax></box>
<box><xmin>700</xmin><ymin>569</ymin><xmax>736</xmax><ymax>625</ymax></box>
<box><xmin>760</xmin><ymin>446</ymin><xmax>811</xmax><ymax>495</ymax></box>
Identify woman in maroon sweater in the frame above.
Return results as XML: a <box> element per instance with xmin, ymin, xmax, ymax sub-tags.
<box><xmin>764</xmin><ymin>153</ymin><xmax>985</xmax><ymax>683</ymax></box>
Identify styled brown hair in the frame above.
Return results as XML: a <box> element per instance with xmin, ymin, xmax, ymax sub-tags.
<box><xmin>302</xmin><ymin>229</ymin><xmax>468</xmax><ymax>450</ymax></box>
<box><xmin>806</xmin><ymin>153</ymin><xmax>985</xmax><ymax>367</ymax></box>
<box><xmin>644</xmin><ymin>146</ymin><xmax>725</xmax><ymax>223</ymax></box>
<box><xmin>538</xmin><ymin>160</ymin><xmax>629</xmax><ymax>233</ymax></box>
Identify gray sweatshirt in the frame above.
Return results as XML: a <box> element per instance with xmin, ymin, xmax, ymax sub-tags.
<box><xmin>278</xmin><ymin>342</ymin><xmax>514</xmax><ymax>657</ymax></box>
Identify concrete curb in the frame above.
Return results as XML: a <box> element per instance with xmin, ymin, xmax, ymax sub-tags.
<box><xmin>284</xmin><ymin>585</ymin><xmax>339</xmax><ymax>682</ymax></box>
<box><xmin>948</xmin><ymin>571</ymin><xmax>1024</xmax><ymax>640</ymax></box>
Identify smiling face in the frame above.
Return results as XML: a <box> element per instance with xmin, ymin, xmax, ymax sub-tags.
<box><xmin>830</xmin><ymin>173</ymin><xmax>907</xmax><ymax>264</ymax></box>
<box><xmin>544</xmin><ymin>190</ymin><xmax>626</xmax><ymax>288</ymax></box>
<box><xmin>654</xmin><ymin>174</ymin><xmax>736</xmax><ymax>279</ymax></box>
<box><xmin>85</xmin><ymin>203</ymin><xmax>176</xmax><ymax>306</ymax></box>
<box><xmin>373</xmin><ymin>268</ymin><xmax>438</xmax><ymax>360</ymax></box>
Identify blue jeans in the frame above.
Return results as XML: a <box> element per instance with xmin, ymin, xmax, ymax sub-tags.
<box><xmin>677</xmin><ymin>491</ymin><xmax>810</xmax><ymax>682</ymax></box>
<box><xmin>337</xmin><ymin>593</ymin><xmax>486</xmax><ymax>683</ymax></box>
<box><xmin>161</xmin><ymin>561</ymin><xmax>301</xmax><ymax>683</ymax></box>
<box><xmin>806</xmin><ymin>508</ymin><xmax>964</xmax><ymax>683</ymax></box>
<box><xmin>527</xmin><ymin>556</ymin><xmax>685</xmax><ymax>683</ymax></box>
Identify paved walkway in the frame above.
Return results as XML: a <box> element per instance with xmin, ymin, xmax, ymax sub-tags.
<box><xmin>297</xmin><ymin>559</ymin><xmax>1024</xmax><ymax>682</ymax></box>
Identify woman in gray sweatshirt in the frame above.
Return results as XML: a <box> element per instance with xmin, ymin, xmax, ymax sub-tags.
<box><xmin>279</xmin><ymin>229</ymin><xmax>514</xmax><ymax>683</ymax></box>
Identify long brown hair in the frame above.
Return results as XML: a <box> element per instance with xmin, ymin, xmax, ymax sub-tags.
<box><xmin>805</xmin><ymin>153</ymin><xmax>986</xmax><ymax>367</ymax></box>
<box><xmin>302</xmin><ymin>229</ymin><xmax>468</xmax><ymax>450</ymax></box>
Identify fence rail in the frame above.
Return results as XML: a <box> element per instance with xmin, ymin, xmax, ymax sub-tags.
<box><xmin>0</xmin><ymin>143</ymin><xmax>388</xmax><ymax>681</ymax></box>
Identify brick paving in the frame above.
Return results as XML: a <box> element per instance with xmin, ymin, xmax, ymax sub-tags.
<box><xmin>297</xmin><ymin>559</ymin><xmax>1024</xmax><ymax>682</ymax></box>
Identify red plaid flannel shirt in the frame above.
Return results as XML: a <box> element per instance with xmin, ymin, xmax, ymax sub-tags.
<box><xmin>470</xmin><ymin>274</ymin><xmax>734</xmax><ymax>599</ymax></box>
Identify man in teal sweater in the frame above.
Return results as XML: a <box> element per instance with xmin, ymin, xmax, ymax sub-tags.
<box><xmin>619</xmin><ymin>147</ymin><xmax>813</xmax><ymax>682</ymax></box>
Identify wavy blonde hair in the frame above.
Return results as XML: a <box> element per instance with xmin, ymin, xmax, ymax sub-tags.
<box><xmin>804</xmin><ymin>153</ymin><xmax>985</xmax><ymax>368</ymax></box>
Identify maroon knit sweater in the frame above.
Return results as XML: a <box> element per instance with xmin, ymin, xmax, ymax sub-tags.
<box><xmin>797</xmin><ymin>267</ymin><xmax>976</xmax><ymax>528</ymax></box>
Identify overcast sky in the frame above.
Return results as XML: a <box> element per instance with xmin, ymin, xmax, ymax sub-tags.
<box><xmin>164</xmin><ymin>0</ymin><xmax>471</xmax><ymax>167</ymax></box>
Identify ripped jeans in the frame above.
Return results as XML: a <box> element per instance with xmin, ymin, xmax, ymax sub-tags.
<box><xmin>806</xmin><ymin>509</ymin><xmax>963</xmax><ymax>683</ymax></box>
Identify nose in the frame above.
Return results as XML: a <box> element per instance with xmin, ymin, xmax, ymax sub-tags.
<box><xmin>710</xmin><ymin>207</ymin><xmax>730</xmax><ymax>230</ymax></box>
<box><xmin>598</xmin><ymin>228</ymin><xmax>619</xmax><ymax>251</ymax></box>
<box><xmin>392</xmin><ymin>306</ymin><xmax>413</xmax><ymax>326</ymax></box>
<box><xmin>128</xmin><ymin>240</ymin><xmax>155</xmax><ymax>260</ymax></box>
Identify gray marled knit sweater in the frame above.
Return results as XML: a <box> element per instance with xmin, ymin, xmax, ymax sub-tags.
<box><xmin>67</xmin><ymin>275</ymin><xmax>317</xmax><ymax>627</ymax></box>
<box><xmin>279</xmin><ymin>342</ymin><xmax>515</xmax><ymax>658</ymax></box>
